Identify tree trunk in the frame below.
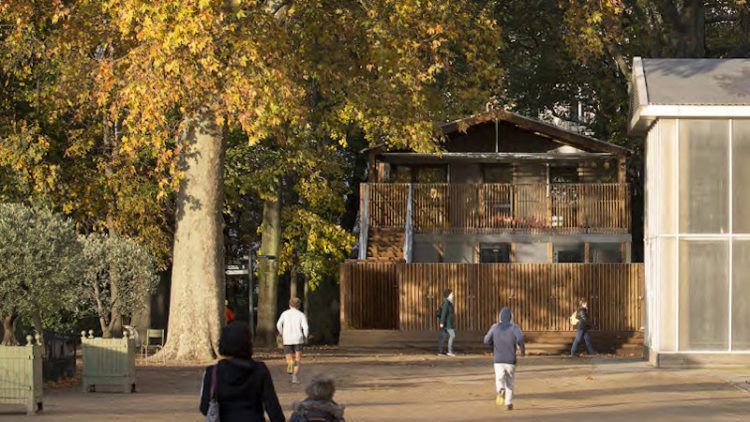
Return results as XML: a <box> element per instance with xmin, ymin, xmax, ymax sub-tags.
<box><xmin>31</xmin><ymin>307</ymin><xmax>44</xmax><ymax>344</ymax></box>
<box><xmin>159</xmin><ymin>109</ymin><xmax>227</xmax><ymax>361</ymax></box>
<box><xmin>290</xmin><ymin>265</ymin><xmax>298</xmax><ymax>301</ymax></box>
<box><xmin>256</xmin><ymin>192</ymin><xmax>282</xmax><ymax>346</ymax></box>
<box><xmin>1</xmin><ymin>314</ymin><xmax>19</xmax><ymax>346</ymax></box>
<box><xmin>303</xmin><ymin>276</ymin><xmax>310</xmax><ymax>317</ymax></box>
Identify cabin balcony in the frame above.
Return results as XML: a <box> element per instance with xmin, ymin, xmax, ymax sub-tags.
<box><xmin>361</xmin><ymin>182</ymin><xmax>631</xmax><ymax>234</ymax></box>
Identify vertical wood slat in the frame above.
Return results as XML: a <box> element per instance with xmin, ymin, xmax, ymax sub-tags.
<box><xmin>341</xmin><ymin>262</ymin><xmax>644</xmax><ymax>333</ymax></box>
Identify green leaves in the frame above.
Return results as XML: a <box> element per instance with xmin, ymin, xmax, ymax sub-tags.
<box><xmin>78</xmin><ymin>232</ymin><xmax>159</xmax><ymax>337</ymax></box>
<box><xmin>0</xmin><ymin>204</ymin><xmax>81</xmax><ymax>343</ymax></box>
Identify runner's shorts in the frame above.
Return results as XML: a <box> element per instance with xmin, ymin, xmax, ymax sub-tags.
<box><xmin>284</xmin><ymin>344</ymin><xmax>303</xmax><ymax>354</ymax></box>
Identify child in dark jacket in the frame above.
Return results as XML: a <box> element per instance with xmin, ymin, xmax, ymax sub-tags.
<box><xmin>483</xmin><ymin>307</ymin><xmax>525</xmax><ymax>411</ymax></box>
<box><xmin>290</xmin><ymin>375</ymin><xmax>345</xmax><ymax>422</ymax></box>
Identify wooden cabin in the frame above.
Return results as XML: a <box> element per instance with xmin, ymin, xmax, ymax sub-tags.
<box><xmin>358</xmin><ymin>109</ymin><xmax>632</xmax><ymax>264</ymax></box>
<box><xmin>340</xmin><ymin>110</ymin><xmax>644</xmax><ymax>355</ymax></box>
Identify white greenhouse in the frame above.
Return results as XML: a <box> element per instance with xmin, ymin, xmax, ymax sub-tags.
<box><xmin>629</xmin><ymin>57</ymin><xmax>750</xmax><ymax>366</ymax></box>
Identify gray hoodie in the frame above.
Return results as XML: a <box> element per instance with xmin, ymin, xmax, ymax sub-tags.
<box><xmin>483</xmin><ymin>307</ymin><xmax>525</xmax><ymax>364</ymax></box>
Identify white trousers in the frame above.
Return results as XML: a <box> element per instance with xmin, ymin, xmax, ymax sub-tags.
<box><xmin>493</xmin><ymin>363</ymin><xmax>515</xmax><ymax>405</ymax></box>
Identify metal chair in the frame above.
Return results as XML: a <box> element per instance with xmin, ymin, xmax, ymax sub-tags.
<box><xmin>142</xmin><ymin>329</ymin><xmax>165</xmax><ymax>364</ymax></box>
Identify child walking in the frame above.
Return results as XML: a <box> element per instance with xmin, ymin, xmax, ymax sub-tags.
<box><xmin>483</xmin><ymin>307</ymin><xmax>525</xmax><ymax>411</ymax></box>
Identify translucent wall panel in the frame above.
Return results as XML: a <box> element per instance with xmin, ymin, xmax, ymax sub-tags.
<box><xmin>732</xmin><ymin>120</ymin><xmax>750</xmax><ymax>233</ymax></box>
<box><xmin>679</xmin><ymin>240</ymin><xmax>729</xmax><ymax>351</ymax></box>
<box><xmin>659</xmin><ymin>238</ymin><xmax>677</xmax><ymax>352</ymax></box>
<box><xmin>732</xmin><ymin>241</ymin><xmax>750</xmax><ymax>350</ymax></box>
<box><xmin>658</xmin><ymin>120</ymin><xmax>677</xmax><ymax>235</ymax></box>
<box><xmin>679</xmin><ymin>120</ymin><xmax>729</xmax><ymax>234</ymax></box>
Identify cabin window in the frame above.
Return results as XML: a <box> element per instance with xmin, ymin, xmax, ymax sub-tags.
<box><xmin>590</xmin><ymin>242</ymin><xmax>623</xmax><ymax>263</ymax></box>
<box><xmin>482</xmin><ymin>164</ymin><xmax>513</xmax><ymax>184</ymax></box>
<box><xmin>549</xmin><ymin>165</ymin><xmax>580</xmax><ymax>184</ymax></box>
<box><xmin>390</xmin><ymin>165</ymin><xmax>412</xmax><ymax>183</ymax></box>
<box><xmin>514</xmin><ymin>242</ymin><xmax>548</xmax><ymax>263</ymax></box>
<box><xmin>414</xmin><ymin>166</ymin><xmax>448</xmax><ymax>183</ymax></box>
<box><xmin>479</xmin><ymin>243</ymin><xmax>511</xmax><ymax>263</ymax></box>
<box><xmin>553</xmin><ymin>242</ymin><xmax>584</xmax><ymax>263</ymax></box>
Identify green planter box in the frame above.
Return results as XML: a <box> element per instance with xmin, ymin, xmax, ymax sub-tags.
<box><xmin>0</xmin><ymin>336</ymin><xmax>44</xmax><ymax>414</ymax></box>
<box><xmin>81</xmin><ymin>329</ymin><xmax>136</xmax><ymax>393</ymax></box>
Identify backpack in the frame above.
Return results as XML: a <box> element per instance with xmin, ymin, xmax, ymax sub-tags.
<box><xmin>569</xmin><ymin>310</ymin><xmax>579</xmax><ymax>326</ymax></box>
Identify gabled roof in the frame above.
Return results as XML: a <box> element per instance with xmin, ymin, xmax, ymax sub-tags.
<box><xmin>440</xmin><ymin>109</ymin><xmax>630</xmax><ymax>155</ymax></box>
<box><xmin>629</xmin><ymin>57</ymin><xmax>750</xmax><ymax>135</ymax></box>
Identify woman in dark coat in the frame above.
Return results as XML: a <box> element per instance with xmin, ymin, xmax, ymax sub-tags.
<box><xmin>200</xmin><ymin>322</ymin><xmax>285</xmax><ymax>422</ymax></box>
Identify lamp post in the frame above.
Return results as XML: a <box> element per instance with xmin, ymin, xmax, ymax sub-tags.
<box><xmin>248</xmin><ymin>251</ymin><xmax>276</xmax><ymax>339</ymax></box>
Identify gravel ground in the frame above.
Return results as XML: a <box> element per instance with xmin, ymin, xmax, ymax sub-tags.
<box><xmin>1</xmin><ymin>350</ymin><xmax>749</xmax><ymax>421</ymax></box>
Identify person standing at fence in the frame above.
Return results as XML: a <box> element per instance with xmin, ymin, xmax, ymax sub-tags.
<box><xmin>570</xmin><ymin>299</ymin><xmax>597</xmax><ymax>356</ymax></box>
<box><xmin>437</xmin><ymin>288</ymin><xmax>456</xmax><ymax>356</ymax></box>
<box><xmin>483</xmin><ymin>307</ymin><xmax>525</xmax><ymax>411</ymax></box>
<box><xmin>277</xmin><ymin>297</ymin><xmax>309</xmax><ymax>384</ymax></box>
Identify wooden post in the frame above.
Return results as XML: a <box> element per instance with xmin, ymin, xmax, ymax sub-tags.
<box><xmin>403</xmin><ymin>183</ymin><xmax>413</xmax><ymax>263</ymax></box>
<box><xmin>339</xmin><ymin>264</ymin><xmax>349</xmax><ymax>330</ymax></box>
<box><xmin>358</xmin><ymin>184</ymin><xmax>369</xmax><ymax>260</ymax></box>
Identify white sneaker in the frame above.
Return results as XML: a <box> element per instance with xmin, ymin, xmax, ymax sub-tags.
<box><xmin>291</xmin><ymin>374</ymin><xmax>300</xmax><ymax>384</ymax></box>
<box><xmin>446</xmin><ymin>352</ymin><xmax>456</xmax><ymax>357</ymax></box>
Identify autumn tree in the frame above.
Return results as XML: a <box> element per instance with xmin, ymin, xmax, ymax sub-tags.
<box><xmin>0</xmin><ymin>1</ymin><xmax>175</xmax><ymax>267</ymax></box>
<box><xmin>102</xmin><ymin>0</ymin><xmax>501</xmax><ymax>358</ymax></box>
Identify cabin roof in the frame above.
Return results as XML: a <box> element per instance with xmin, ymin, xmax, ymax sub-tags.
<box><xmin>363</xmin><ymin>109</ymin><xmax>630</xmax><ymax>156</ymax></box>
<box><xmin>628</xmin><ymin>57</ymin><xmax>750</xmax><ymax>135</ymax></box>
<box><xmin>640</xmin><ymin>58</ymin><xmax>750</xmax><ymax>106</ymax></box>
<box><xmin>440</xmin><ymin>109</ymin><xmax>630</xmax><ymax>155</ymax></box>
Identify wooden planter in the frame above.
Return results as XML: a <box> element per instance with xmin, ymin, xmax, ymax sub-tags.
<box><xmin>81</xmin><ymin>329</ymin><xmax>136</xmax><ymax>393</ymax></box>
<box><xmin>0</xmin><ymin>335</ymin><xmax>44</xmax><ymax>414</ymax></box>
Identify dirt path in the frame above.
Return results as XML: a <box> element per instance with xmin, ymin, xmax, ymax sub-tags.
<box><xmin>1</xmin><ymin>351</ymin><xmax>749</xmax><ymax>421</ymax></box>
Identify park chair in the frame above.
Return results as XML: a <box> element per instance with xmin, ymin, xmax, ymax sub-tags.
<box><xmin>142</xmin><ymin>329</ymin><xmax>166</xmax><ymax>364</ymax></box>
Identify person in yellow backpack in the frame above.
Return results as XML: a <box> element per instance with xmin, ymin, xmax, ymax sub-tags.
<box><xmin>570</xmin><ymin>300</ymin><xmax>597</xmax><ymax>356</ymax></box>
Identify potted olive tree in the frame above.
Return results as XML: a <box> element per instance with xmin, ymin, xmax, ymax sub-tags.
<box><xmin>0</xmin><ymin>204</ymin><xmax>81</xmax><ymax>414</ymax></box>
<box><xmin>79</xmin><ymin>233</ymin><xmax>158</xmax><ymax>393</ymax></box>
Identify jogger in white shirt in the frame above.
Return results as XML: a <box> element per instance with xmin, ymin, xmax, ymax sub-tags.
<box><xmin>276</xmin><ymin>297</ymin><xmax>309</xmax><ymax>384</ymax></box>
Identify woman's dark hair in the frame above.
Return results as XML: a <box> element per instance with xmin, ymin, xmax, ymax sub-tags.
<box><xmin>305</xmin><ymin>375</ymin><xmax>336</xmax><ymax>401</ymax></box>
<box><xmin>219</xmin><ymin>321</ymin><xmax>253</xmax><ymax>359</ymax></box>
<box><xmin>443</xmin><ymin>288</ymin><xmax>453</xmax><ymax>298</ymax></box>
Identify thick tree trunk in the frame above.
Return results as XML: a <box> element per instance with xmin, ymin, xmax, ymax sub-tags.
<box><xmin>256</xmin><ymin>192</ymin><xmax>282</xmax><ymax>346</ymax></box>
<box><xmin>1</xmin><ymin>314</ymin><xmax>19</xmax><ymax>346</ymax></box>
<box><xmin>159</xmin><ymin>110</ymin><xmax>227</xmax><ymax>361</ymax></box>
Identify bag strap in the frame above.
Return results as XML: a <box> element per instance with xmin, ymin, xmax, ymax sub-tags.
<box><xmin>210</xmin><ymin>364</ymin><xmax>218</xmax><ymax>400</ymax></box>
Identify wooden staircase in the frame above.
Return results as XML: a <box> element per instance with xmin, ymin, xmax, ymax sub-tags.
<box><xmin>339</xmin><ymin>330</ymin><xmax>644</xmax><ymax>357</ymax></box>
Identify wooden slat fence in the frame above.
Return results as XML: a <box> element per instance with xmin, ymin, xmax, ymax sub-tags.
<box><xmin>341</xmin><ymin>262</ymin><xmax>643</xmax><ymax>332</ymax></box>
<box><xmin>365</xmin><ymin>183</ymin><xmax>630</xmax><ymax>232</ymax></box>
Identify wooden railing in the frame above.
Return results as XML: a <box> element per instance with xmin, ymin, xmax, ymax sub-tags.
<box><xmin>364</xmin><ymin>183</ymin><xmax>630</xmax><ymax>232</ymax></box>
<box><xmin>340</xmin><ymin>262</ymin><xmax>644</xmax><ymax>332</ymax></box>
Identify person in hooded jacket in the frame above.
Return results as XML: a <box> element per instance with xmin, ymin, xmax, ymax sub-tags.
<box><xmin>200</xmin><ymin>321</ymin><xmax>285</xmax><ymax>422</ymax></box>
<box><xmin>290</xmin><ymin>375</ymin><xmax>345</xmax><ymax>422</ymax></box>
<box><xmin>483</xmin><ymin>307</ymin><xmax>525</xmax><ymax>411</ymax></box>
